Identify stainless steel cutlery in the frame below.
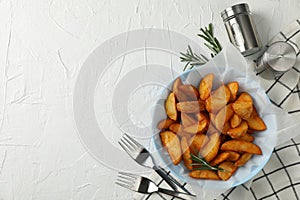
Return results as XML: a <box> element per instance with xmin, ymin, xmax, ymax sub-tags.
<box><xmin>118</xmin><ymin>133</ymin><xmax>194</xmax><ymax>197</ymax></box>
<box><xmin>116</xmin><ymin>172</ymin><xmax>196</xmax><ymax>200</ymax></box>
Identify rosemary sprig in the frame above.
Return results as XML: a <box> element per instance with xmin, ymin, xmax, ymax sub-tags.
<box><xmin>198</xmin><ymin>23</ymin><xmax>222</xmax><ymax>57</ymax></box>
<box><xmin>180</xmin><ymin>45</ymin><xmax>209</xmax><ymax>71</ymax></box>
<box><xmin>190</xmin><ymin>153</ymin><xmax>225</xmax><ymax>172</ymax></box>
<box><xmin>180</xmin><ymin>23</ymin><xmax>222</xmax><ymax>71</ymax></box>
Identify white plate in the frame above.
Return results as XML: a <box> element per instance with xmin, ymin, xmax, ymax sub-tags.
<box><xmin>151</xmin><ymin>50</ymin><xmax>277</xmax><ymax>189</ymax></box>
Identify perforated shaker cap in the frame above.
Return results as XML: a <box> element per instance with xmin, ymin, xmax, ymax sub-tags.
<box><xmin>221</xmin><ymin>3</ymin><xmax>250</xmax><ymax>21</ymax></box>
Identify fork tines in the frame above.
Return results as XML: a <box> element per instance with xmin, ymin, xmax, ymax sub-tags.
<box><xmin>115</xmin><ymin>172</ymin><xmax>138</xmax><ymax>190</ymax></box>
<box><xmin>118</xmin><ymin>133</ymin><xmax>142</xmax><ymax>154</ymax></box>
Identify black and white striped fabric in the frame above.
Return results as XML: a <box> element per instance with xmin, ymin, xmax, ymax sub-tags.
<box><xmin>139</xmin><ymin>20</ymin><xmax>300</xmax><ymax>200</ymax></box>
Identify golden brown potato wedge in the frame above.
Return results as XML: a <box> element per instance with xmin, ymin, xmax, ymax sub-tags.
<box><xmin>227</xmin><ymin>121</ymin><xmax>248</xmax><ymax>139</ymax></box>
<box><xmin>207</xmin><ymin>123</ymin><xmax>219</xmax><ymax>135</ymax></box>
<box><xmin>169</xmin><ymin>123</ymin><xmax>181</xmax><ymax>133</ymax></box>
<box><xmin>200</xmin><ymin>132</ymin><xmax>221</xmax><ymax>162</ymax></box>
<box><xmin>209</xmin><ymin>112</ymin><xmax>216</xmax><ymax>125</ymax></box>
<box><xmin>165</xmin><ymin>92</ymin><xmax>177</xmax><ymax>120</ymax></box>
<box><xmin>205</xmin><ymin>85</ymin><xmax>231</xmax><ymax>113</ymax></box>
<box><xmin>238</xmin><ymin>133</ymin><xmax>254</xmax><ymax>142</ymax></box>
<box><xmin>195</xmin><ymin>112</ymin><xmax>208</xmax><ymax>122</ymax></box>
<box><xmin>157</xmin><ymin>118</ymin><xmax>176</xmax><ymax>130</ymax></box>
<box><xmin>214</xmin><ymin>104</ymin><xmax>234</xmax><ymax>131</ymax></box>
<box><xmin>225</xmin><ymin>151</ymin><xmax>240</xmax><ymax>161</ymax></box>
<box><xmin>235</xmin><ymin>153</ymin><xmax>253</xmax><ymax>166</ymax></box>
<box><xmin>160</xmin><ymin>131</ymin><xmax>182</xmax><ymax>165</ymax></box>
<box><xmin>183</xmin><ymin>120</ymin><xmax>208</xmax><ymax>134</ymax></box>
<box><xmin>181</xmin><ymin>113</ymin><xmax>197</xmax><ymax>127</ymax></box>
<box><xmin>172</xmin><ymin>77</ymin><xmax>183</xmax><ymax>92</ymax></box>
<box><xmin>221</xmin><ymin>122</ymin><xmax>231</xmax><ymax>135</ymax></box>
<box><xmin>189</xmin><ymin>170</ymin><xmax>220</xmax><ymax>180</ymax></box>
<box><xmin>178</xmin><ymin>85</ymin><xmax>199</xmax><ymax>100</ymax></box>
<box><xmin>227</xmin><ymin>81</ymin><xmax>239</xmax><ymax>102</ymax></box>
<box><xmin>230</xmin><ymin>113</ymin><xmax>242</xmax><ymax>128</ymax></box>
<box><xmin>245</xmin><ymin>107</ymin><xmax>267</xmax><ymax>131</ymax></box>
<box><xmin>221</xmin><ymin>140</ymin><xmax>262</xmax><ymax>155</ymax></box>
<box><xmin>175</xmin><ymin>91</ymin><xmax>190</xmax><ymax>102</ymax></box>
<box><xmin>189</xmin><ymin>133</ymin><xmax>208</xmax><ymax>155</ymax></box>
<box><xmin>169</xmin><ymin>123</ymin><xmax>189</xmax><ymax>138</ymax></box>
<box><xmin>217</xmin><ymin>162</ymin><xmax>238</xmax><ymax>181</ymax></box>
<box><xmin>199</xmin><ymin>73</ymin><xmax>214</xmax><ymax>101</ymax></box>
<box><xmin>172</xmin><ymin>77</ymin><xmax>188</xmax><ymax>102</ymax></box>
<box><xmin>181</xmin><ymin>137</ymin><xmax>193</xmax><ymax>170</ymax></box>
<box><xmin>216</xmin><ymin>85</ymin><xmax>231</xmax><ymax>105</ymax></box>
<box><xmin>210</xmin><ymin>152</ymin><xmax>230</xmax><ymax>166</ymax></box>
<box><xmin>177</xmin><ymin>100</ymin><xmax>205</xmax><ymax>113</ymax></box>
<box><xmin>232</xmin><ymin>92</ymin><xmax>253</xmax><ymax>120</ymax></box>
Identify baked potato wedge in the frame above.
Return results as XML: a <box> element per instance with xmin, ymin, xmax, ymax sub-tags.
<box><xmin>245</xmin><ymin>107</ymin><xmax>267</xmax><ymax>131</ymax></box>
<box><xmin>230</xmin><ymin>113</ymin><xmax>242</xmax><ymax>128</ymax></box>
<box><xmin>205</xmin><ymin>85</ymin><xmax>231</xmax><ymax>113</ymax></box>
<box><xmin>160</xmin><ymin>131</ymin><xmax>182</xmax><ymax>165</ymax></box>
<box><xmin>210</xmin><ymin>152</ymin><xmax>230</xmax><ymax>166</ymax></box>
<box><xmin>178</xmin><ymin>84</ymin><xmax>199</xmax><ymax>100</ymax></box>
<box><xmin>183</xmin><ymin>119</ymin><xmax>208</xmax><ymax>134</ymax></box>
<box><xmin>181</xmin><ymin>137</ymin><xmax>193</xmax><ymax>170</ymax></box>
<box><xmin>225</xmin><ymin>151</ymin><xmax>240</xmax><ymax>161</ymax></box>
<box><xmin>181</xmin><ymin>113</ymin><xmax>197</xmax><ymax>127</ymax></box>
<box><xmin>199</xmin><ymin>73</ymin><xmax>214</xmax><ymax>101</ymax></box>
<box><xmin>177</xmin><ymin>100</ymin><xmax>205</xmax><ymax>113</ymax></box>
<box><xmin>227</xmin><ymin>121</ymin><xmax>248</xmax><ymax>139</ymax></box>
<box><xmin>189</xmin><ymin>133</ymin><xmax>208</xmax><ymax>155</ymax></box>
<box><xmin>227</xmin><ymin>81</ymin><xmax>239</xmax><ymax>102</ymax></box>
<box><xmin>238</xmin><ymin>133</ymin><xmax>254</xmax><ymax>142</ymax></box>
<box><xmin>232</xmin><ymin>92</ymin><xmax>253</xmax><ymax>120</ymax></box>
<box><xmin>165</xmin><ymin>92</ymin><xmax>177</xmax><ymax>120</ymax></box>
<box><xmin>189</xmin><ymin>170</ymin><xmax>220</xmax><ymax>180</ymax></box>
<box><xmin>157</xmin><ymin>118</ymin><xmax>176</xmax><ymax>130</ymax></box>
<box><xmin>221</xmin><ymin>140</ymin><xmax>262</xmax><ymax>155</ymax></box>
<box><xmin>200</xmin><ymin>132</ymin><xmax>221</xmax><ymax>162</ymax></box>
<box><xmin>169</xmin><ymin>123</ymin><xmax>189</xmax><ymax>138</ymax></box>
<box><xmin>217</xmin><ymin>162</ymin><xmax>238</xmax><ymax>181</ymax></box>
<box><xmin>235</xmin><ymin>153</ymin><xmax>252</xmax><ymax>166</ymax></box>
<box><xmin>172</xmin><ymin>77</ymin><xmax>188</xmax><ymax>102</ymax></box>
<box><xmin>214</xmin><ymin>103</ymin><xmax>234</xmax><ymax>131</ymax></box>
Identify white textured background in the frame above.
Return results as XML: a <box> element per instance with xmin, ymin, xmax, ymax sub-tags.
<box><xmin>0</xmin><ymin>0</ymin><xmax>299</xmax><ymax>199</ymax></box>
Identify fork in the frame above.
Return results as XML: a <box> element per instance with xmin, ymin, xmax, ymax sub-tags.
<box><xmin>116</xmin><ymin>172</ymin><xmax>196</xmax><ymax>200</ymax></box>
<box><xmin>119</xmin><ymin>133</ymin><xmax>192</xmax><ymax>195</ymax></box>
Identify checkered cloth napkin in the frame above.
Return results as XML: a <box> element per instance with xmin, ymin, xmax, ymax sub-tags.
<box><xmin>138</xmin><ymin>20</ymin><xmax>300</xmax><ymax>200</ymax></box>
<box><xmin>258</xmin><ymin>19</ymin><xmax>300</xmax><ymax>119</ymax></box>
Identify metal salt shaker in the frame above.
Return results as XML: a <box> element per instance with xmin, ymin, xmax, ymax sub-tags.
<box><xmin>256</xmin><ymin>41</ymin><xmax>297</xmax><ymax>79</ymax></box>
<box><xmin>221</xmin><ymin>3</ymin><xmax>262</xmax><ymax>56</ymax></box>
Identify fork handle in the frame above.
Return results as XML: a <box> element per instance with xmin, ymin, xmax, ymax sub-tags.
<box><xmin>153</xmin><ymin>166</ymin><xmax>192</xmax><ymax>195</ymax></box>
<box><xmin>157</xmin><ymin>188</ymin><xmax>197</xmax><ymax>200</ymax></box>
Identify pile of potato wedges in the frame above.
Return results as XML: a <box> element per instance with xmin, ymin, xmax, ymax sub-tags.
<box><xmin>158</xmin><ymin>73</ymin><xmax>267</xmax><ymax>181</ymax></box>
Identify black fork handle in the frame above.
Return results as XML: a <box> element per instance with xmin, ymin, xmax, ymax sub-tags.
<box><xmin>158</xmin><ymin>187</ymin><xmax>197</xmax><ymax>200</ymax></box>
<box><xmin>153</xmin><ymin>165</ymin><xmax>193</xmax><ymax>195</ymax></box>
